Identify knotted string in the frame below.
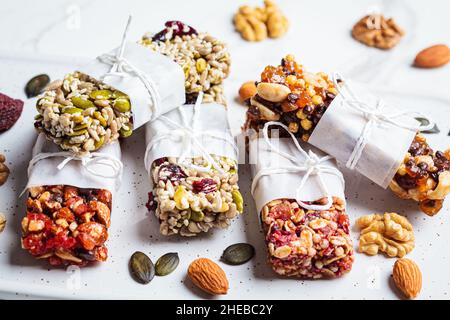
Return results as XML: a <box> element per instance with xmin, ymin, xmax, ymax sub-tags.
<box><xmin>21</xmin><ymin>151</ymin><xmax>123</xmax><ymax>196</ymax></box>
<box><xmin>251</xmin><ymin>121</ymin><xmax>345</xmax><ymax>211</ymax></box>
<box><xmin>97</xmin><ymin>16</ymin><xmax>161</xmax><ymax>120</ymax></box>
<box><xmin>331</xmin><ymin>73</ymin><xmax>435</xmax><ymax>170</ymax></box>
<box><xmin>144</xmin><ymin>92</ymin><xmax>238</xmax><ymax>175</ymax></box>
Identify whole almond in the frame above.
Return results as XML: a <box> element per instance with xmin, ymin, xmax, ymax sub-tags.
<box><xmin>238</xmin><ymin>81</ymin><xmax>257</xmax><ymax>102</ymax></box>
<box><xmin>188</xmin><ymin>258</ymin><xmax>229</xmax><ymax>295</ymax></box>
<box><xmin>392</xmin><ymin>258</ymin><xmax>422</xmax><ymax>299</ymax></box>
<box><xmin>414</xmin><ymin>44</ymin><xmax>450</xmax><ymax>68</ymax></box>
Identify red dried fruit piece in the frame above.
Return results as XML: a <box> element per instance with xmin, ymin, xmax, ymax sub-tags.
<box><xmin>270</xmin><ymin>203</ymin><xmax>293</xmax><ymax>220</ymax></box>
<box><xmin>146</xmin><ymin>191</ymin><xmax>157</xmax><ymax>212</ymax></box>
<box><xmin>152</xmin><ymin>20</ymin><xmax>197</xmax><ymax>42</ymax></box>
<box><xmin>22</xmin><ymin>233</ymin><xmax>47</xmax><ymax>256</ymax></box>
<box><xmin>94</xmin><ymin>246</ymin><xmax>108</xmax><ymax>262</ymax></box>
<box><xmin>0</xmin><ymin>93</ymin><xmax>24</xmax><ymax>132</ymax></box>
<box><xmin>45</xmin><ymin>232</ymin><xmax>76</xmax><ymax>250</ymax></box>
<box><xmin>96</xmin><ymin>189</ymin><xmax>112</xmax><ymax>206</ymax></box>
<box><xmin>158</xmin><ymin>163</ymin><xmax>187</xmax><ymax>183</ymax></box>
<box><xmin>77</xmin><ymin>222</ymin><xmax>108</xmax><ymax>251</ymax></box>
<box><xmin>89</xmin><ymin>200</ymin><xmax>111</xmax><ymax>228</ymax></box>
<box><xmin>26</xmin><ymin>213</ymin><xmax>53</xmax><ymax>233</ymax></box>
<box><xmin>193</xmin><ymin>178</ymin><xmax>217</xmax><ymax>194</ymax></box>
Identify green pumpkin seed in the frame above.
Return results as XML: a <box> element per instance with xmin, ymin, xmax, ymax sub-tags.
<box><xmin>191</xmin><ymin>210</ymin><xmax>204</xmax><ymax>222</ymax></box>
<box><xmin>119</xmin><ymin>127</ymin><xmax>133</xmax><ymax>138</ymax></box>
<box><xmin>112</xmin><ymin>90</ymin><xmax>128</xmax><ymax>99</ymax></box>
<box><xmin>62</xmin><ymin>107</ymin><xmax>83</xmax><ymax>114</ymax></box>
<box><xmin>34</xmin><ymin>114</ymin><xmax>43</xmax><ymax>120</ymax></box>
<box><xmin>71</xmin><ymin>96</ymin><xmax>95</xmax><ymax>109</ymax></box>
<box><xmin>94</xmin><ymin>136</ymin><xmax>105</xmax><ymax>150</ymax></box>
<box><xmin>221</xmin><ymin>243</ymin><xmax>255</xmax><ymax>265</ymax></box>
<box><xmin>231</xmin><ymin>190</ymin><xmax>244</xmax><ymax>213</ymax></box>
<box><xmin>25</xmin><ymin>74</ymin><xmax>50</xmax><ymax>98</ymax></box>
<box><xmin>73</xmin><ymin>123</ymin><xmax>88</xmax><ymax>131</ymax></box>
<box><xmin>72</xmin><ymin>115</ymin><xmax>84</xmax><ymax>123</ymax></box>
<box><xmin>415</xmin><ymin>117</ymin><xmax>440</xmax><ymax>134</ymax></box>
<box><xmin>113</xmin><ymin>98</ymin><xmax>131</xmax><ymax>113</ymax></box>
<box><xmin>66</xmin><ymin>129</ymin><xmax>87</xmax><ymax>137</ymax></box>
<box><xmin>89</xmin><ymin>89</ymin><xmax>113</xmax><ymax>100</ymax></box>
<box><xmin>155</xmin><ymin>253</ymin><xmax>179</xmax><ymax>276</ymax></box>
<box><xmin>129</xmin><ymin>251</ymin><xmax>155</xmax><ymax>284</ymax></box>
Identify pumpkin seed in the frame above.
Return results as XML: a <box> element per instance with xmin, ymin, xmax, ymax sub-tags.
<box><xmin>89</xmin><ymin>89</ymin><xmax>113</xmax><ymax>100</ymax></box>
<box><xmin>231</xmin><ymin>190</ymin><xmax>244</xmax><ymax>213</ymax></box>
<box><xmin>25</xmin><ymin>74</ymin><xmax>50</xmax><ymax>98</ymax></box>
<box><xmin>119</xmin><ymin>127</ymin><xmax>133</xmax><ymax>138</ymax></box>
<box><xmin>129</xmin><ymin>251</ymin><xmax>155</xmax><ymax>284</ymax></box>
<box><xmin>155</xmin><ymin>252</ymin><xmax>179</xmax><ymax>276</ymax></box>
<box><xmin>191</xmin><ymin>210</ymin><xmax>204</xmax><ymax>222</ymax></box>
<box><xmin>62</xmin><ymin>107</ymin><xmax>83</xmax><ymax>114</ymax></box>
<box><xmin>94</xmin><ymin>136</ymin><xmax>105</xmax><ymax>150</ymax></box>
<box><xmin>71</xmin><ymin>96</ymin><xmax>95</xmax><ymax>110</ymax></box>
<box><xmin>221</xmin><ymin>243</ymin><xmax>255</xmax><ymax>265</ymax></box>
<box><xmin>415</xmin><ymin>117</ymin><xmax>440</xmax><ymax>134</ymax></box>
<box><xmin>113</xmin><ymin>98</ymin><xmax>131</xmax><ymax>112</ymax></box>
<box><xmin>112</xmin><ymin>90</ymin><xmax>128</xmax><ymax>99</ymax></box>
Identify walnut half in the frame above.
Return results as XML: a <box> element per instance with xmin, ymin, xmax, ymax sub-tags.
<box><xmin>0</xmin><ymin>154</ymin><xmax>10</xmax><ymax>186</ymax></box>
<box><xmin>356</xmin><ymin>212</ymin><xmax>414</xmax><ymax>258</ymax></box>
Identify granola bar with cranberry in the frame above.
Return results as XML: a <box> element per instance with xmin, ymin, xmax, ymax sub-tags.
<box><xmin>21</xmin><ymin>185</ymin><xmax>112</xmax><ymax>266</ymax></box>
<box><xmin>261</xmin><ymin>197</ymin><xmax>354</xmax><ymax>278</ymax></box>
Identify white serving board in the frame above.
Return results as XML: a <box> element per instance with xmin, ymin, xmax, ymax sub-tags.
<box><xmin>0</xmin><ymin>54</ymin><xmax>449</xmax><ymax>300</ymax></box>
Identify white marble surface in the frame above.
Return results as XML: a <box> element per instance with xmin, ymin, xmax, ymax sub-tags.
<box><xmin>0</xmin><ymin>0</ymin><xmax>449</xmax><ymax>300</ymax></box>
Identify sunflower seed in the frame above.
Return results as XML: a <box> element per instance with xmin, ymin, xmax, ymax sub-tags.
<box><xmin>155</xmin><ymin>252</ymin><xmax>180</xmax><ymax>276</ymax></box>
<box><xmin>129</xmin><ymin>251</ymin><xmax>155</xmax><ymax>284</ymax></box>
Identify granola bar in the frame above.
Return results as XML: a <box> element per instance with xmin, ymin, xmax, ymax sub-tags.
<box><xmin>21</xmin><ymin>185</ymin><xmax>111</xmax><ymax>266</ymax></box>
<box><xmin>245</xmin><ymin>55</ymin><xmax>450</xmax><ymax>214</ymax></box>
<box><xmin>148</xmin><ymin>156</ymin><xmax>242</xmax><ymax>236</ymax></box>
<box><xmin>34</xmin><ymin>72</ymin><xmax>133</xmax><ymax>155</ymax></box>
<box><xmin>261</xmin><ymin>197</ymin><xmax>354</xmax><ymax>278</ymax></box>
<box><xmin>140</xmin><ymin>21</ymin><xmax>231</xmax><ymax>105</ymax></box>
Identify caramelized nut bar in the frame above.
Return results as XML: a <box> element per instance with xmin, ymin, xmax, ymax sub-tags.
<box><xmin>21</xmin><ymin>185</ymin><xmax>112</xmax><ymax>266</ymax></box>
<box><xmin>261</xmin><ymin>197</ymin><xmax>354</xmax><ymax>279</ymax></box>
<box><xmin>246</xmin><ymin>55</ymin><xmax>450</xmax><ymax>214</ymax></box>
<box><xmin>149</xmin><ymin>156</ymin><xmax>242</xmax><ymax>236</ymax></box>
<box><xmin>34</xmin><ymin>72</ymin><xmax>133</xmax><ymax>155</ymax></box>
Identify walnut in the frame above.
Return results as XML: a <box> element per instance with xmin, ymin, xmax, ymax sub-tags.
<box><xmin>0</xmin><ymin>153</ymin><xmax>9</xmax><ymax>186</ymax></box>
<box><xmin>233</xmin><ymin>0</ymin><xmax>288</xmax><ymax>42</ymax></box>
<box><xmin>356</xmin><ymin>213</ymin><xmax>414</xmax><ymax>258</ymax></box>
<box><xmin>0</xmin><ymin>213</ymin><xmax>6</xmax><ymax>233</ymax></box>
<box><xmin>351</xmin><ymin>14</ymin><xmax>404</xmax><ymax>50</ymax></box>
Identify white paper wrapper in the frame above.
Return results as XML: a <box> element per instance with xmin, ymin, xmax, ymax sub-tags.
<box><xmin>250</xmin><ymin>136</ymin><xmax>345</xmax><ymax>214</ymax></box>
<box><xmin>144</xmin><ymin>102</ymin><xmax>237</xmax><ymax>172</ymax></box>
<box><xmin>26</xmin><ymin>133</ymin><xmax>122</xmax><ymax>193</ymax></box>
<box><xmin>309</xmin><ymin>81</ymin><xmax>419</xmax><ymax>188</ymax></box>
<box><xmin>79</xmin><ymin>42</ymin><xmax>185</xmax><ymax>129</ymax></box>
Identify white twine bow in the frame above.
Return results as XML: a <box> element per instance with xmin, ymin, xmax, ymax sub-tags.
<box><xmin>97</xmin><ymin>16</ymin><xmax>161</xmax><ymax>120</ymax></box>
<box><xmin>144</xmin><ymin>92</ymin><xmax>238</xmax><ymax>175</ymax></box>
<box><xmin>251</xmin><ymin>121</ymin><xmax>345</xmax><ymax>211</ymax></box>
<box><xmin>331</xmin><ymin>73</ymin><xmax>435</xmax><ymax>170</ymax></box>
<box><xmin>21</xmin><ymin>151</ymin><xmax>123</xmax><ymax>196</ymax></box>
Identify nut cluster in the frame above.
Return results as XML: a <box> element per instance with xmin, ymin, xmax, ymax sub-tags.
<box><xmin>351</xmin><ymin>14</ymin><xmax>405</xmax><ymax>50</ymax></box>
<box><xmin>140</xmin><ymin>21</ymin><xmax>231</xmax><ymax>105</ymax></box>
<box><xmin>234</xmin><ymin>0</ymin><xmax>289</xmax><ymax>41</ymax></box>
<box><xmin>149</xmin><ymin>156</ymin><xmax>243</xmax><ymax>237</ymax></box>
<box><xmin>356</xmin><ymin>212</ymin><xmax>415</xmax><ymax>258</ymax></box>
<box><xmin>21</xmin><ymin>185</ymin><xmax>112</xmax><ymax>266</ymax></box>
<box><xmin>245</xmin><ymin>54</ymin><xmax>337</xmax><ymax>142</ymax></box>
<box><xmin>34</xmin><ymin>72</ymin><xmax>133</xmax><ymax>155</ymax></box>
<box><xmin>390</xmin><ymin>134</ymin><xmax>450</xmax><ymax>215</ymax></box>
<box><xmin>0</xmin><ymin>154</ymin><xmax>9</xmax><ymax>186</ymax></box>
<box><xmin>261</xmin><ymin>197</ymin><xmax>354</xmax><ymax>279</ymax></box>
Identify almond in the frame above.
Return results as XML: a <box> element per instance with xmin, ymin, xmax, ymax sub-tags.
<box><xmin>238</xmin><ymin>81</ymin><xmax>257</xmax><ymax>102</ymax></box>
<box><xmin>414</xmin><ymin>44</ymin><xmax>450</xmax><ymax>68</ymax></box>
<box><xmin>188</xmin><ymin>258</ymin><xmax>229</xmax><ymax>295</ymax></box>
<box><xmin>392</xmin><ymin>258</ymin><xmax>422</xmax><ymax>299</ymax></box>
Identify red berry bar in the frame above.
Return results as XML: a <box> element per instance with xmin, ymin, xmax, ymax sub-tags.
<box><xmin>261</xmin><ymin>197</ymin><xmax>354</xmax><ymax>279</ymax></box>
<box><xmin>21</xmin><ymin>185</ymin><xmax>112</xmax><ymax>267</ymax></box>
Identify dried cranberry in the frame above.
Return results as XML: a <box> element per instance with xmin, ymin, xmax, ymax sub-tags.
<box><xmin>154</xmin><ymin>157</ymin><xmax>168</xmax><ymax>166</ymax></box>
<box><xmin>158</xmin><ymin>164</ymin><xmax>187</xmax><ymax>183</ymax></box>
<box><xmin>152</xmin><ymin>20</ymin><xmax>197</xmax><ymax>42</ymax></box>
<box><xmin>46</xmin><ymin>232</ymin><xmax>76</xmax><ymax>250</ymax></box>
<box><xmin>193</xmin><ymin>178</ymin><xmax>217</xmax><ymax>194</ymax></box>
<box><xmin>146</xmin><ymin>191</ymin><xmax>157</xmax><ymax>212</ymax></box>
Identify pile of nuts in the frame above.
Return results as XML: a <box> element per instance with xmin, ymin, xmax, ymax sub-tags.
<box><xmin>261</xmin><ymin>197</ymin><xmax>354</xmax><ymax>279</ymax></box>
<box><xmin>234</xmin><ymin>0</ymin><xmax>289</xmax><ymax>42</ymax></box>
<box><xmin>34</xmin><ymin>72</ymin><xmax>133</xmax><ymax>155</ymax></box>
<box><xmin>149</xmin><ymin>156</ymin><xmax>243</xmax><ymax>237</ymax></box>
<box><xmin>390</xmin><ymin>135</ymin><xmax>450</xmax><ymax>215</ymax></box>
<box><xmin>140</xmin><ymin>21</ymin><xmax>231</xmax><ymax>105</ymax></box>
<box><xmin>21</xmin><ymin>185</ymin><xmax>112</xmax><ymax>266</ymax></box>
<box><xmin>351</xmin><ymin>14</ymin><xmax>405</xmax><ymax>50</ymax></box>
<box><xmin>244</xmin><ymin>54</ymin><xmax>337</xmax><ymax>142</ymax></box>
<box><xmin>0</xmin><ymin>154</ymin><xmax>9</xmax><ymax>186</ymax></box>
<box><xmin>356</xmin><ymin>212</ymin><xmax>415</xmax><ymax>258</ymax></box>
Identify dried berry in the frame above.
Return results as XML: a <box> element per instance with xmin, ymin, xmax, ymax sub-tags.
<box><xmin>0</xmin><ymin>93</ymin><xmax>24</xmax><ymax>132</ymax></box>
<box><xmin>193</xmin><ymin>178</ymin><xmax>217</xmax><ymax>194</ymax></box>
<box><xmin>221</xmin><ymin>243</ymin><xmax>255</xmax><ymax>265</ymax></box>
<box><xmin>146</xmin><ymin>191</ymin><xmax>157</xmax><ymax>212</ymax></box>
<box><xmin>25</xmin><ymin>74</ymin><xmax>50</xmax><ymax>98</ymax></box>
<box><xmin>152</xmin><ymin>20</ymin><xmax>197</xmax><ymax>42</ymax></box>
<box><xmin>129</xmin><ymin>251</ymin><xmax>155</xmax><ymax>284</ymax></box>
<box><xmin>158</xmin><ymin>163</ymin><xmax>187</xmax><ymax>183</ymax></box>
<box><xmin>155</xmin><ymin>252</ymin><xmax>180</xmax><ymax>276</ymax></box>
